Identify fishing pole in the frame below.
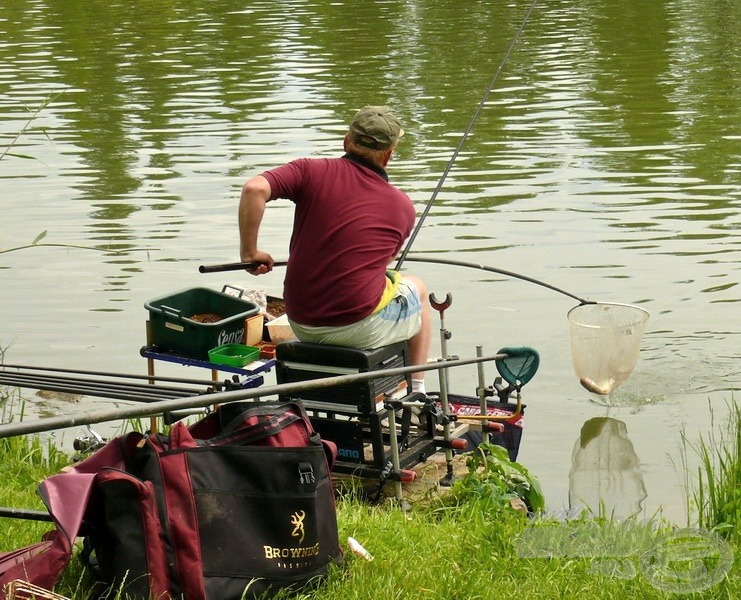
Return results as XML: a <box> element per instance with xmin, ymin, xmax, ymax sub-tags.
<box><xmin>0</xmin><ymin>353</ymin><xmax>505</xmax><ymax>438</ymax></box>
<box><xmin>403</xmin><ymin>255</ymin><xmax>594</xmax><ymax>305</ymax></box>
<box><xmin>197</xmin><ymin>255</ymin><xmax>593</xmax><ymax>305</ymax></box>
<box><xmin>199</xmin><ymin>260</ymin><xmax>288</xmax><ymax>274</ymax></box>
<box><xmin>394</xmin><ymin>0</ymin><xmax>539</xmax><ymax>272</ymax></box>
<box><xmin>1</xmin><ymin>363</ymin><xmax>233</xmax><ymax>387</ymax></box>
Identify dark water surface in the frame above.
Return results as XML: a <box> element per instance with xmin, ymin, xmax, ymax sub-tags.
<box><xmin>1</xmin><ymin>0</ymin><xmax>739</xmax><ymax>522</ymax></box>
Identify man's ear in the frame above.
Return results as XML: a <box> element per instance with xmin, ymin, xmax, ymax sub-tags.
<box><xmin>382</xmin><ymin>148</ymin><xmax>394</xmax><ymax>167</ymax></box>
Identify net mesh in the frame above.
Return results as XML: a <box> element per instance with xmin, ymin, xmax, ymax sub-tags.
<box><xmin>567</xmin><ymin>303</ymin><xmax>649</xmax><ymax>395</ymax></box>
<box><xmin>496</xmin><ymin>347</ymin><xmax>540</xmax><ymax>386</ymax></box>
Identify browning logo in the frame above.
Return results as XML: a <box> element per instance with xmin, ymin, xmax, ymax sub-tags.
<box><xmin>263</xmin><ymin>543</ymin><xmax>319</xmax><ymax>562</ymax></box>
<box><xmin>291</xmin><ymin>510</ymin><xmax>306</xmax><ymax>544</ymax></box>
<box><xmin>263</xmin><ymin>510</ymin><xmax>319</xmax><ymax>567</ymax></box>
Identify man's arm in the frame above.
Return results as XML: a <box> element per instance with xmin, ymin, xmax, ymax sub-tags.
<box><xmin>238</xmin><ymin>175</ymin><xmax>274</xmax><ymax>273</ymax></box>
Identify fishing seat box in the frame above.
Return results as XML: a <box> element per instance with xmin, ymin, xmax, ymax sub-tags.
<box><xmin>276</xmin><ymin>341</ymin><xmax>437</xmax><ymax>477</ymax></box>
<box><xmin>144</xmin><ymin>287</ymin><xmax>260</xmax><ymax>360</ymax></box>
<box><xmin>275</xmin><ymin>341</ymin><xmax>409</xmax><ymax>414</ymax></box>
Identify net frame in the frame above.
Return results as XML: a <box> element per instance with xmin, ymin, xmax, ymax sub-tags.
<box><xmin>495</xmin><ymin>347</ymin><xmax>540</xmax><ymax>387</ymax></box>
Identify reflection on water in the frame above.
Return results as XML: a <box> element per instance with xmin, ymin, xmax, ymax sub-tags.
<box><xmin>569</xmin><ymin>417</ymin><xmax>647</xmax><ymax>518</ymax></box>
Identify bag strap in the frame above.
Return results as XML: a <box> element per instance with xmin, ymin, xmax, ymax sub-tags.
<box><xmin>201</xmin><ymin>402</ymin><xmax>311</xmax><ymax>447</ymax></box>
<box><xmin>208</xmin><ymin>412</ymin><xmax>303</xmax><ymax>447</ymax></box>
<box><xmin>322</xmin><ymin>438</ymin><xmax>337</xmax><ymax>470</ymax></box>
<box><xmin>219</xmin><ymin>401</ymin><xmax>304</xmax><ymax>434</ymax></box>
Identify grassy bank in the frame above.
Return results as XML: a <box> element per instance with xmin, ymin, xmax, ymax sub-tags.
<box><xmin>0</xmin><ymin>425</ymin><xmax>737</xmax><ymax>599</ymax></box>
<box><xmin>1</xmin><ymin>378</ymin><xmax>738</xmax><ymax>598</ymax></box>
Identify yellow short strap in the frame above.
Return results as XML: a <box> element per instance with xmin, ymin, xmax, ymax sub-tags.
<box><xmin>372</xmin><ymin>270</ymin><xmax>401</xmax><ymax>314</ymax></box>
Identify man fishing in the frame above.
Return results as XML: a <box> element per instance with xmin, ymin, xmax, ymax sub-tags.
<box><xmin>238</xmin><ymin>105</ymin><xmax>431</xmax><ymax>394</ymax></box>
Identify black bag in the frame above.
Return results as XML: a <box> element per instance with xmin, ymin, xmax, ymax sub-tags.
<box><xmin>0</xmin><ymin>401</ymin><xmax>343</xmax><ymax>600</ymax></box>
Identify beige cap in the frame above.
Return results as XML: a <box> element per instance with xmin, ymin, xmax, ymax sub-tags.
<box><xmin>349</xmin><ymin>106</ymin><xmax>404</xmax><ymax>150</ymax></box>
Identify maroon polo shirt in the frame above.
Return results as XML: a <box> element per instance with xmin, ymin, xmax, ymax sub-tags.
<box><xmin>262</xmin><ymin>154</ymin><xmax>415</xmax><ymax>326</ymax></box>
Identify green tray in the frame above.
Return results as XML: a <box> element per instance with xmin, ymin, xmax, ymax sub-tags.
<box><xmin>208</xmin><ymin>344</ymin><xmax>260</xmax><ymax>367</ymax></box>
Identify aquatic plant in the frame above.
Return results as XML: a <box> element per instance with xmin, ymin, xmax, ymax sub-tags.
<box><xmin>1</xmin><ymin>96</ymin><xmax>153</xmax><ymax>260</ymax></box>
<box><xmin>0</xmin><ymin>92</ymin><xmax>60</xmax><ymax>163</ymax></box>
<box><xmin>436</xmin><ymin>442</ymin><xmax>546</xmax><ymax>515</ymax></box>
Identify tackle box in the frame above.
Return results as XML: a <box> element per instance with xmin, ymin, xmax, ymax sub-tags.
<box><xmin>145</xmin><ymin>287</ymin><xmax>260</xmax><ymax>359</ymax></box>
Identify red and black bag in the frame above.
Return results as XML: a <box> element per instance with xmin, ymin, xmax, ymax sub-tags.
<box><xmin>0</xmin><ymin>401</ymin><xmax>343</xmax><ymax>599</ymax></box>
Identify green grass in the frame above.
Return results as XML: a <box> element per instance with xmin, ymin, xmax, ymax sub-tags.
<box><xmin>0</xmin><ymin>431</ymin><xmax>72</xmax><ymax>551</ymax></box>
<box><xmin>0</xmin><ymin>434</ymin><xmax>737</xmax><ymax>599</ymax></box>
<box><xmin>680</xmin><ymin>399</ymin><xmax>740</xmax><ymax>543</ymax></box>
<box><xmin>0</xmin><ymin>384</ymin><xmax>738</xmax><ymax>598</ymax></box>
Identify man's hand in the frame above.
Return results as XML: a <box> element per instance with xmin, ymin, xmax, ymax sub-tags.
<box><xmin>241</xmin><ymin>250</ymin><xmax>274</xmax><ymax>275</ymax></box>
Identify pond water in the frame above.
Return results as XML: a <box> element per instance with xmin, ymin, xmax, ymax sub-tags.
<box><xmin>1</xmin><ymin>0</ymin><xmax>738</xmax><ymax>523</ymax></box>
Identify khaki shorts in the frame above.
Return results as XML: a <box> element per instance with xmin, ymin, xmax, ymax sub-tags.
<box><xmin>288</xmin><ymin>279</ymin><xmax>422</xmax><ymax>350</ymax></box>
